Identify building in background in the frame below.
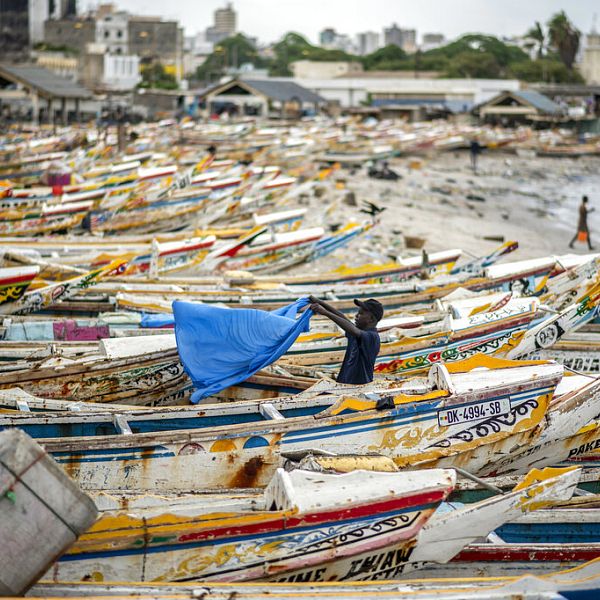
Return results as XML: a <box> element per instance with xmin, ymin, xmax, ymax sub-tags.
<box><xmin>80</xmin><ymin>43</ymin><xmax>140</xmax><ymax>90</ymax></box>
<box><xmin>318</xmin><ymin>27</ymin><xmax>356</xmax><ymax>53</ymax></box>
<box><xmin>0</xmin><ymin>0</ymin><xmax>30</xmax><ymax>56</ymax></box>
<box><xmin>290</xmin><ymin>60</ymin><xmax>363</xmax><ymax>79</ymax></box>
<box><xmin>95</xmin><ymin>3</ymin><xmax>128</xmax><ymax>55</ymax></box>
<box><xmin>319</xmin><ymin>28</ymin><xmax>337</xmax><ymax>47</ymax></box>
<box><xmin>205</xmin><ymin>2</ymin><xmax>236</xmax><ymax>44</ymax></box>
<box><xmin>43</xmin><ymin>3</ymin><xmax>182</xmax><ymax>90</ymax></box>
<box><xmin>0</xmin><ymin>0</ymin><xmax>78</xmax><ymax>58</ymax></box>
<box><xmin>51</xmin><ymin>0</ymin><xmax>76</xmax><ymax>18</ymax></box>
<box><xmin>356</xmin><ymin>31</ymin><xmax>380</xmax><ymax>55</ymax></box>
<box><xmin>581</xmin><ymin>29</ymin><xmax>600</xmax><ymax>84</ymax></box>
<box><xmin>421</xmin><ymin>33</ymin><xmax>445</xmax><ymax>52</ymax></box>
<box><xmin>384</xmin><ymin>23</ymin><xmax>417</xmax><ymax>53</ymax></box>
<box><xmin>128</xmin><ymin>15</ymin><xmax>183</xmax><ymax>80</ymax></box>
<box><xmin>43</xmin><ymin>16</ymin><xmax>95</xmax><ymax>53</ymax></box>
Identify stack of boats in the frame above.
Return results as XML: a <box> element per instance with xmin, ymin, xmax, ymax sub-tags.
<box><xmin>2</xmin><ymin>120</ymin><xmax>600</xmax><ymax>599</ymax></box>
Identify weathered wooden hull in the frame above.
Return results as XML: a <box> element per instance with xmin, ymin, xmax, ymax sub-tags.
<box><xmin>42</xmin><ymin>467</ymin><xmax>579</xmax><ymax>585</ymax></box>
<box><xmin>28</xmin><ymin>556</ymin><xmax>600</xmax><ymax>599</ymax></box>
<box><xmin>0</xmin><ymin>265</ymin><xmax>39</xmax><ymax>306</ymax></box>
<box><xmin>49</xmin><ymin>468</ymin><xmax>454</xmax><ymax>583</ymax></box>
<box><xmin>428</xmin><ymin>374</ymin><xmax>600</xmax><ymax>476</ymax></box>
<box><xmin>32</xmin><ymin>361</ymin><xmax>561</xmax><ymax>491</ymax></box>
<box><xmin>425</xmin><ymin>543</ymin><xmax>600</xmax><ymax>577</ymax></box>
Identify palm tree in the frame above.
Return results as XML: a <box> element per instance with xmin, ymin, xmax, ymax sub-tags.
<box><xmin>547</xmin><ymin>11</ymin><xmax>581</xmax><ymax>69</ymax></box>
<box><xmin>525</xmin><ymin>21</ymin><xmax>546</xmax><ymax>59</ymax></box>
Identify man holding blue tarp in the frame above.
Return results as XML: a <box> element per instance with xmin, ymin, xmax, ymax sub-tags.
<box><xmin>309</xmin><ymin>295</ymin><xmax>383</xmax><ymax>385</ymax></box>
<box><xmin>173</xmin><ymin>298</ymin><xmax>313</xmax><ymax>403</ymax></box>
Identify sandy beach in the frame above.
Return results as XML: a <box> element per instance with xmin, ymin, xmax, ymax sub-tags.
<box><xmin>304</xmin><ymin>150</ymin><xmax>600</xmax><ymax>273</ymax></box>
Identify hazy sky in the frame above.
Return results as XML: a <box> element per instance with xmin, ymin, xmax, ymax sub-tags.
<box><xmin>102</xmin><ymin>1</ymin><xmax>597</xmax><ymax>43</ymax></box>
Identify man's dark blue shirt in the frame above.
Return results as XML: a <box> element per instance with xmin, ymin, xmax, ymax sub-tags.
<box><xmin>336</xmin><ymin>328</ymin><xmax>380</xmax><ymax>384</ymax></box>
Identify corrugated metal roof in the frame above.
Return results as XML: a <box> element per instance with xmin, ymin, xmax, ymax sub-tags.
<box><xmin>512</xmin><ymin>90</ymin><xmax>563</xmax><ymax>115</ymax></box>
<box><xmin>371</xmin><ymin>97</ymin><xmax>473</xmax><ymax>113</ymax></box>
<box><xmin>241</xmin><ymin>79</ymin><xmax>326</xmax><ymax>104</ymax></box>
<box><xmin>0</xmin><ymin>64</ymin><xmax>92</xmax><ymax>99</ymax></box>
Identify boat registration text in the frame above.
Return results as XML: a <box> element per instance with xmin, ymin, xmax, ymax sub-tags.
<box><xmin>438</xmin><ymin>398</ymin><xmax>510</xmax><ymax>427</ymax></box>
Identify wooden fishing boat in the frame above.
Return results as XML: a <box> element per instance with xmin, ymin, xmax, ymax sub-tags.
<box><xmin>0</xmin><ymin>265</ymin><xmax>40</xmax><ymax>306</ymax></box>
<box><xmin>425</xmin><ymin>368</ymin><xmax>600</xmax><ymax>476</ymax></box>
<box><xmin>39</xmin><ymin>467</ymin><xmax>577</xmax><ymax>584</ymax></box>
<box><xmin>6</xmin><ymin>356</ymin><xmax>569</xmax><ymax>491</ymax></box>
<box><xmin>270</xmin><ymin>468</ymin><xmax>580</xmax><ymax>583</ymax></box>
<box><xmin>27</xmin><ymin>556</ymin><xmax>600</xmax><ymax>599</ymax></box>
<box><xmin>0</xmin><ymin>259</ymin><xmax>127</xmax><ymax>317</ymax></box>
<box><xmin>530</xmin><ymin>331</ymin><xmax>600</xmax><ymax>374</ymax></box>
<box><xmin>417</xmin><ymin>543</ymin><xmax>600</xmax><ymax>578</ymax></box>
<box><xmin>119</xmin><ymin>243</ymin><xmax>505</xmax><ymax>294</ymax></box>
<box><xmin>102</xmin><ymin>252</ymin><xmax>590</xmax><ymax>317</ymax></box>
<box><xmin>277</xmin><ymin>285</ymin><xmax>600</xmax><ymax>377</ymax></box>
<box><xmin>0</xmin><ymin>199</ymin><xmax>95</xmax><ymax>236</ymax></box>
<box><xmin>48</xmin><ymin>467</ymin><xmax>454</xmax><ymax>582</ymax></box>
<box><xmin>0</xmin><ymin>334</ymin><xmax>191</xmax><ymax>405</ymax></box>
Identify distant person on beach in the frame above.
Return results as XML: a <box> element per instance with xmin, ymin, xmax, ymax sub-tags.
<box><xmin>470</xmin><ymin>138</ymin><xmax>483</xmax><ymax>173</ymax></box>
<box><xmin>569</xmin><ymin>196</ymin><xmax>595</xmax><ymax>251</ymax></box>
<box><xmin>309</xmin><ymin>296</ymin><xmax>382</xmax><ymax>384</ymax></box>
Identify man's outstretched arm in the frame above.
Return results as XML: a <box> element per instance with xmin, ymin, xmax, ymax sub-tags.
<box><xmin>310</xmin><ymin>302</ymin><xmax>362</xmax><ymax>338</ymax></box>
<box><xmin>309</xmin><ymin>295</ymin><xmax>347</xmax><ymax>319</ymax></box>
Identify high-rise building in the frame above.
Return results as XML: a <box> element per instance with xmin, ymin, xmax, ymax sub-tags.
<box><xmin>0</xmin><ymin>0</ymin><xmax>58</xmax><ymax>56</ymax></box>
<box><xmin>50</xmin><ymin>0</ymin><xmax>76</xmax><ymax>18</ymax></box>
<box><xmin>319</xmin><ymin>27</ymin><xmax>356</xmax><ymax>53</ymax></box>
<box><xmin>384</xmin><ymin>23</ymin><xmax>417</xmax><ymax>53</ymax></box>
<box><xmin>320</xmin><ymin>28</ymin><xmax>336</xmax><ymax>47</ymax></box>
<box><xmin>206</xmin><ymin>2</ymin><xmax>236</xmax><ymax>44</ymax></box>
<box><xmin>421</xmin><ymin>33</ymin><xmax>445</xmax><ymax>51</ymax></box>
<box><xmin>214</xmin><ymin>3</ymin><xmax>236</xmax><ymax>35</ymax></box>
<box><xmin>357</xmin><ymin>31</ymin><xmax>380</xmax><ymax>55</ymax></box>
<box><xmin>0</xmin><ymin>0</ymin><xmax>29</xmax><ymax>55</ymax></box>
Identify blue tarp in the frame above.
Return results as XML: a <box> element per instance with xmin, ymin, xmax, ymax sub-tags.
<box><xmin>173</xmin><ymin>298</ymin><xmax>313</xmax><ymax>403</ymax></box>
<box><xmin>140</xmin><ymin>313</ymin><xmax>175</xmax><ymax>328</ymax></box>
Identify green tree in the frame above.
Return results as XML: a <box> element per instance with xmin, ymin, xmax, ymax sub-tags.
<box><xmin>524</xmin><ymin>21</ymin><xmax>546</xmax><ymax>59</ymax></box>
<box><xmin>195</xmin><ymin>34</ymin><xmax>266</xmax><ymax>83</ymax></box>
<box><xmin>138</xmin><ymin>62</ymin><xmax>178</xmax><ymax>90</ymax></box>
<box><xmin>268</xmin><ymin>32</ymin><xmax>357</xmax><ymax>76</ymax></box>
<box><xmin>510</xmin><ymin>58</ymin><xmax>584</xmax><ymax>83</ymax></box>
<box><xmin>362</xmin><ymin>45</ymin><xmax>407</xmax><ymax>70</ymax></box>
<box><xmin>445</xmin><ymin>51</ymin><xmax>502</xmax><ymax>78</ymax></box>
<box><xmin>547</xmin><ymin>11</ymin><xmax>580</xmax><ymax>69</ymax></box>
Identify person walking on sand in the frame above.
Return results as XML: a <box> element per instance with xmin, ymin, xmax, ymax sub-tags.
<box><xmin>569</xmin><ymin>195</ymin><xmax>595</xmax><ymax>251</ymax></box>
<box><xmin>309</xmin><ymin>295</ymin><xmax>382</xmax><ymax>384</ymax></box>
<box><xmin>469</xmin><ymin>138</ymin><xmax>483</xmax><ymax>173</ymax></box>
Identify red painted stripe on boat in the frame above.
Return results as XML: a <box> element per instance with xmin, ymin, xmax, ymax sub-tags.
<box><xmin>175</xmin><ymin>488</ymin><xmax>449</xmax><ymax>544</ymax></box>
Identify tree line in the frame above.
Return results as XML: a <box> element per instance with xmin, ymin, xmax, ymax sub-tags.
<box><xmin>193</xmin><ymin>10</ymin><xmax>584</xmax><ymax>86</ymax></box>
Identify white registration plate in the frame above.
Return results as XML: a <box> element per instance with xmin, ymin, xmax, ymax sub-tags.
<box><xmin>438</xmin><ymin>398</ymin><xmax>511</xmax><ymax>427</ymax></box>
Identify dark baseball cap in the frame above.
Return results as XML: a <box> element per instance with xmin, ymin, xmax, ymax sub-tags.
<box><xmin>354</xmin><ymin>298</ymin><xmax>384</xmax><ymax>322</ymax></box>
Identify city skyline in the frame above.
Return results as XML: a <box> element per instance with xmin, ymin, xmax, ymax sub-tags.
<box><xmin>107</xmin><ymin>0</ymin><xmax>597</xmax><ymax>45</ymax></box>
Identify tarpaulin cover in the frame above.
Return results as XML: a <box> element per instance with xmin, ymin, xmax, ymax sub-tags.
<box><xmin>140</xmin><ymin>313</ymin><xmax>175</xmax><ymax>328</ymax></box>
<box><xmin>173</xmin><ymin>298</ymin><xmax>312</xmax><ymax>403</ymax></box>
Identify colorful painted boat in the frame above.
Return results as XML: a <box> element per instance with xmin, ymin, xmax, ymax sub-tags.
<box><xmin>0</xmin><ymin>265</ymin><xmax>40</xmax><ymax>306</ymax></box>
<box><xmin>42</xmin><ymin>466</ymin><xmax>577</xmax><ymax>584</ymax></box>
<box><xmin>49</xmin><ymin>467</ymin><xmax>454</xmax><ymax>582</ymax></box>
<box><xmin>27</xmin><ymin>556</ymin><xmax>600</xmax><ymax>599</ymax></box>
<box><xmin>9</xmin><ymin>356</ymin><xmax>567</xmax><ymax>491</ymax></box>
<box><xmin>0</xmin><ymin>259</ymin><xmax>127</xmax><ymax>317</ymax></box>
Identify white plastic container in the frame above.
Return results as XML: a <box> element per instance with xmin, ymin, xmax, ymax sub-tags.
<box><xmin>0</xmin><ymin>429</ymin><xmax>97</xmax><ymax>595</ymax></box>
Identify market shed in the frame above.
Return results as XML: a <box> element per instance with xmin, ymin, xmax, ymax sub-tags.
<box><xmin>202</xmin><ymin>78</ymin><xmax>326</xmax><ymax>118</ymax></box>
<box><xmin>476</xmin><ymin>90</ymin><xmax>563</xmax><ymax>124</ymax></box>
<box><xmin>0</xmin><ymin>63</ymin><xmax>93</xmax><ymax>125</ymax></box>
